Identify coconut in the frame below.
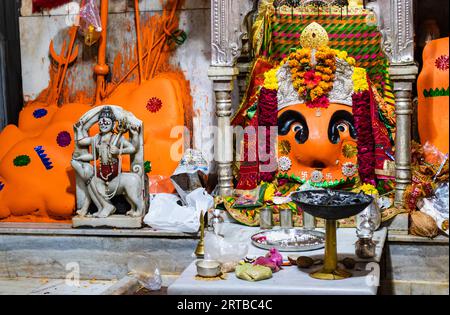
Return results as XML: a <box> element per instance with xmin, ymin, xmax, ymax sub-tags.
<box><xmin>410</xmin><ymin>211</ymin><xmax>439</xmax><ymax>239</ymax></box>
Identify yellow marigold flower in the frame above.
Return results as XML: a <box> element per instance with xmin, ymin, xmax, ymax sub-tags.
<box><xmin>263</xmin><ymin>68</ymin><xmax>279</xmax><ymax>90</ymax></box>
<box><xmin>347</xmin><ymin>57</ymin><xmax>356</xmax><ymax>66</ymax></box>
<box><xmin>264</xmin><ymin>183</ymin><xmax>276</xmax><ymax>202</ymax></box>
<box><xmin>352</xmin><ymin>67</ymin><xmax>369</xmax><ymax>92</ymax></box>
<box><xmin>310</xmin><ymin>87</ymin><xmax>324</xmax><ymax>100</ymax></box>
<box><xmin>300</xmin><ymin>58</ymin><xmax>310</xmax><ymax>64</ymax></box>
<box><xmin>353</xmin><ymin>183</ymin><xmax>379</xmax><ymax>196</ymax></box>
<box><xmin>321</xmin><ymin>74</ymin><xmax>331</xmax><ymax>82</ymax></box>
<box><xmin>337</xmin><ymin>50</ymin><xmax>348</xmax><ymax>60</ymax></box>
<box><xmin>319</xmin><ymin>81</ymin><xmax>329</xmax><ymax>90</ymax></box>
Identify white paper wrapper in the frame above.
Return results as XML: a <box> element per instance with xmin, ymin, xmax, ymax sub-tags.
<box><xmin>144</xmin><ymin>188</ymin><xmax>213</xmax><ymax>233</ymax></box>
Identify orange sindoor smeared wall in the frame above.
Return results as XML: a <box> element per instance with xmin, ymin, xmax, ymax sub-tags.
<box><xmin>417</xmin><ymin>37</ymin><xmax>449</xmax><ymax>154</ymax></box>
<box><xmin>0</xmin><ymin>0</ymin><xmax>191</xmax><ymax>222</ymax></box>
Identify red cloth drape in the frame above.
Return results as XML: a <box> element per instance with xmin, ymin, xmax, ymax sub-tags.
<box><xmin>32</xmin><ymin>0</ymin><xmax>72</xmax><ymax>13</ymax></box>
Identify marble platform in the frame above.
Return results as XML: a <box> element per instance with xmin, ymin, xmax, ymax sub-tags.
<box><xmin>168</xmin><ymin>224</ymin><xmax>387</xmax><ymax>295</ymax></box>
<box><xmin>72</xmin><ymin>215</ymin><xmax>143</xmax><ymax>229</ymax></box>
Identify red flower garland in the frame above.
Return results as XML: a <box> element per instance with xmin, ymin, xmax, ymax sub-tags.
<box><xmin>352</xmin><ymin>90</ymin><xmax>376</xmax><ymax>185</ymax></box>
<box><xmin>258</xmin><ymin>88</ymin><xmax>278</xmax><ymax>182</ymax></box>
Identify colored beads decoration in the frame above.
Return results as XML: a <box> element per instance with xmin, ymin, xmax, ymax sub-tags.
<box><xmin>33</xmin><ymin>108</ymin><xmax>48</xmax><ymax>119</ymax></box>
<box><xmin>423</xmin><ymin>87</ymin><xmax>450</xmax><ymax>98</ymax></box>
<box><xmin>34</xmin><ymin>146</ymin><xmax>54</xmax><ymax>170</ymax></box>
<box><xmin>435</xmin><ymin>55</ymin><xmax>449</xmax><ymax>71</ymax></box>
<box><xmin>13</xmin><ymin>155</ymin><xmax>31</xmax><ymax>167</ymax></box>
<box><xmin>0</xmin><ymin>182</ymin><xmax>4</xmax><ymax>192</ymax></box>
<box><xmin>56</xmin><ymin>131</ymin><xmax>72</xmax><ymax>147</ymax></box>
<box><xmin>146</xmin><ymin>97</ymin><xmax>163</xmax><ymax>113</ymax></box>
<box><xmin>144</xmin><ymin>161</ymin><xmax>152</xmax><ymax>174</ymax></box>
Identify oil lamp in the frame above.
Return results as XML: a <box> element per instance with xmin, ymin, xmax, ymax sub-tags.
<box><xmin>292</xmin><ymin>190</ymin><xmax>373</xmax><ymax>280</ymax></box>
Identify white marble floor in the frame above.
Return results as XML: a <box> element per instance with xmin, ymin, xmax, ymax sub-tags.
<box><xmin>0</xmin><ymin>277</ymin><xmax>117</xmax><ymax>295</ymax></box>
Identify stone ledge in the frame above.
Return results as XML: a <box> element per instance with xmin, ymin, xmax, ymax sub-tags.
<box><xmin>388</xmin><ymin>233</ymin><xmax>449</xmax><ymax>244</ymax></box>
<box><xmin>72</xmin><ymin>215</ymin><xmax>143</xmax><ymax>229</ymax></box>
<box><xmin>0</xmin><ymin>222</ymin><xmax>198</xmax><ymax>238</ymax></box>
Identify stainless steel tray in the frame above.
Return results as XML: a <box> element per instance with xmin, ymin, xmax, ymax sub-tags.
<box><xmin>251</xmin><ymin>228</ymin><xmax>325</xmax><ymax>252</ymax></box>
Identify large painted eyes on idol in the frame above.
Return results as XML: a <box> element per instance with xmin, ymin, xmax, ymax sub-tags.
<box><xmin>328</xmin><ymin>110</ymin><xmax>357</xmax><ymax>144</ymax></box>
<box><xmin>278</xmin><ymin>110</ymin><xmax>309</xmax><ymax>144</ymax></box>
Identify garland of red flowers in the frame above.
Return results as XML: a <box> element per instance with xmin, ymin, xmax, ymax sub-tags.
<box><xmin>288</xmin><ymin>47</ymin><xmax>336</xmax><ymax>109</ymax></box>
<box><xmin>258</xmin><ymin>87</ymin><xmax>278</xmax><ymax>182</ymax></box>
<box><xmin>352</xmin><ymin>89</ymin><xmax>376</xmax><ymax>185</ymax></box>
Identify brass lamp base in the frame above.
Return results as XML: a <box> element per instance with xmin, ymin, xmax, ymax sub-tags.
<box><xmin>310</xmin><ymin>219</ymin><xmax>353</xmax><ymax>281</ymax></box>
<box><xmin>195</xmin><ymin>210</ymin><xmax>205</xmax><ymax>258</ymax></box>
<box><xmin>195</xmin><ymin>240</ymin><xmax>205</xmax><ymax>258</ymax></box>
<box><xmin>310</xmin><ymin>267</ymin><xmax>352</xmax><ymax>280</ymax></box>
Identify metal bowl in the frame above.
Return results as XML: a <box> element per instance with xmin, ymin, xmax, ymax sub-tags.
<box><xmin>251</xmin><ymin>228</ymin><xmax>325</xmax><ymax>252</ymax></box>
<box><xmin>291</xmin><ymin>190</ymin><xmax>373</xmax><ymax>220</ymax></box>
<box><xmin>195</xmin><ymin>260</ymin><xmax>222</xmax><ymax>278</ymax></box>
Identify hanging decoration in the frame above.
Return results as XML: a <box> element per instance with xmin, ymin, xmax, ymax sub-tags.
<box><xmin>79</xmin><ymin>0</ymin><xmax>102</xmax><ymax>46</ymax></box>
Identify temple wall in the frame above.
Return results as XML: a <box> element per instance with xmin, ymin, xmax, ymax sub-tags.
<box><xmin>18</xmin><ymin>0</ymin><xmax>214</xmax><ymax>156</ymax></box>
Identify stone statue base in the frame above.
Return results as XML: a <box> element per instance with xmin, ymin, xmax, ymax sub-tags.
<box><xmin>72</xmin><ymin>215</ymin><xmax>143</xmax><ymax>229</ymax></box>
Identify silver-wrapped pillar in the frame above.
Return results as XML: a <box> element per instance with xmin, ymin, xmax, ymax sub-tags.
<box><xmin>209</xmin><ymin>0</ymin><xmax>245</xmax><ymax>196</ymax></box>
<box><xmin>390</xmin><ymin>65</ymin><xmax>418</xmax><ymax>206</ymax></box>
<box><xmin>208</xmin><ymin>66</ymin><xmax>238</xmax><ymax>196</ymax></box>
<box><xmin>374</xmin><ymin>0</ymin><xmax>417</xmax><ymax>210</ymax></box>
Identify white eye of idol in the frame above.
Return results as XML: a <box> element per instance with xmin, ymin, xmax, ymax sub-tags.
<box><xmin>337</xmin><ymin>122</ymin><xmax>349</xmax><ymax>133</ymax></box>
<box><xmin>291</xmin><ymin>123</ymin><xmax>303</xmax><ymax>133</ymax></box>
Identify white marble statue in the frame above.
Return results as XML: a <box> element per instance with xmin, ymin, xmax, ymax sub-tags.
<box><xmin>71</xmin><ymin>105</ymin><xmax>146</xmax><ymax>219</ymax></box>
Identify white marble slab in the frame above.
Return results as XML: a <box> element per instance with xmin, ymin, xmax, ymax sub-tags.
<box><xmin>168</xmin><ymin>224</ymin><xmax>387</xmax><ymax>295</ymax></box>
<box><xmin>0</xmin><ymin>278</ymin><xmax>116</xmax><ymax>295</ymax></box>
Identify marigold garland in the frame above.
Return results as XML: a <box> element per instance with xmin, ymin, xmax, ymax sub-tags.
<box><xmin>263</xmin><ymin>68</ymin><xmax>280</xmax><ymax>90</ymax></box>
<box><xmin>288</xmin><ymin>47</ymin><xmax>336</xmax><ymax>108</ymax></box>
<box><xmin>352</xmin><ymin>67</ymin><xmax>369</xmax><ymax>92</ymax></box>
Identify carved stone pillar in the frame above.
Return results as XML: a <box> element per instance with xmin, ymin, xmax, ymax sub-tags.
<box><xmin>367</xmin><ymin>0</ymin><xmax>417</xmax><ymax>233</ymax></box>
<box><xmin>208</xmin><ymin>66</ymin><xmax>238</xmax><ymax>196</ymax></box>
<box><xmin>390</xmin><ymin>65</ymin><xmax>418</xmax><ymax>206</ymax></box>
<box><xmin>373</xmin><ymin>0</ymin><xmax>418</xmax><ymax>206</ymax></box>
<box><xmin>209</xmin><ymin>0</ymin><xmax>244</xmax><ymax>196</ymax></box>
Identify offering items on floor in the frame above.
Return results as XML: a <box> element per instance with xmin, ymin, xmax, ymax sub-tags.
<box><xmin>235</xmin><ymin>263</ymin><xmax>273</xmax><ymax>282</ymax></box>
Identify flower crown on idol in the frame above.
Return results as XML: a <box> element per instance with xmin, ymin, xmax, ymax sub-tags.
<box><xmin>261</xmin><ymin>22</ymin><xmax>370</xmax><ymax>110</ymax></box>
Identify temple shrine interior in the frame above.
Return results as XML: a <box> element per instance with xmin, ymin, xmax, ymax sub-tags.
<box><xmin>0</xmin><ymin>0</ymin><xmax>448</xmax><ymax>297</ymax></box>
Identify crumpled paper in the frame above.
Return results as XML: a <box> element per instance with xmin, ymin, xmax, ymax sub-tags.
<box><xmin>144</xmin><ymin>188</ymin><xmax>213</xmax><ymax>233</ymax></box>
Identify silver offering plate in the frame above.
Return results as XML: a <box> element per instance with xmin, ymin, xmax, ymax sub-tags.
<box><xmin>251</xmin><ymin>228</ymin><xmax>325</xmax><ymax>252</ymax></box>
